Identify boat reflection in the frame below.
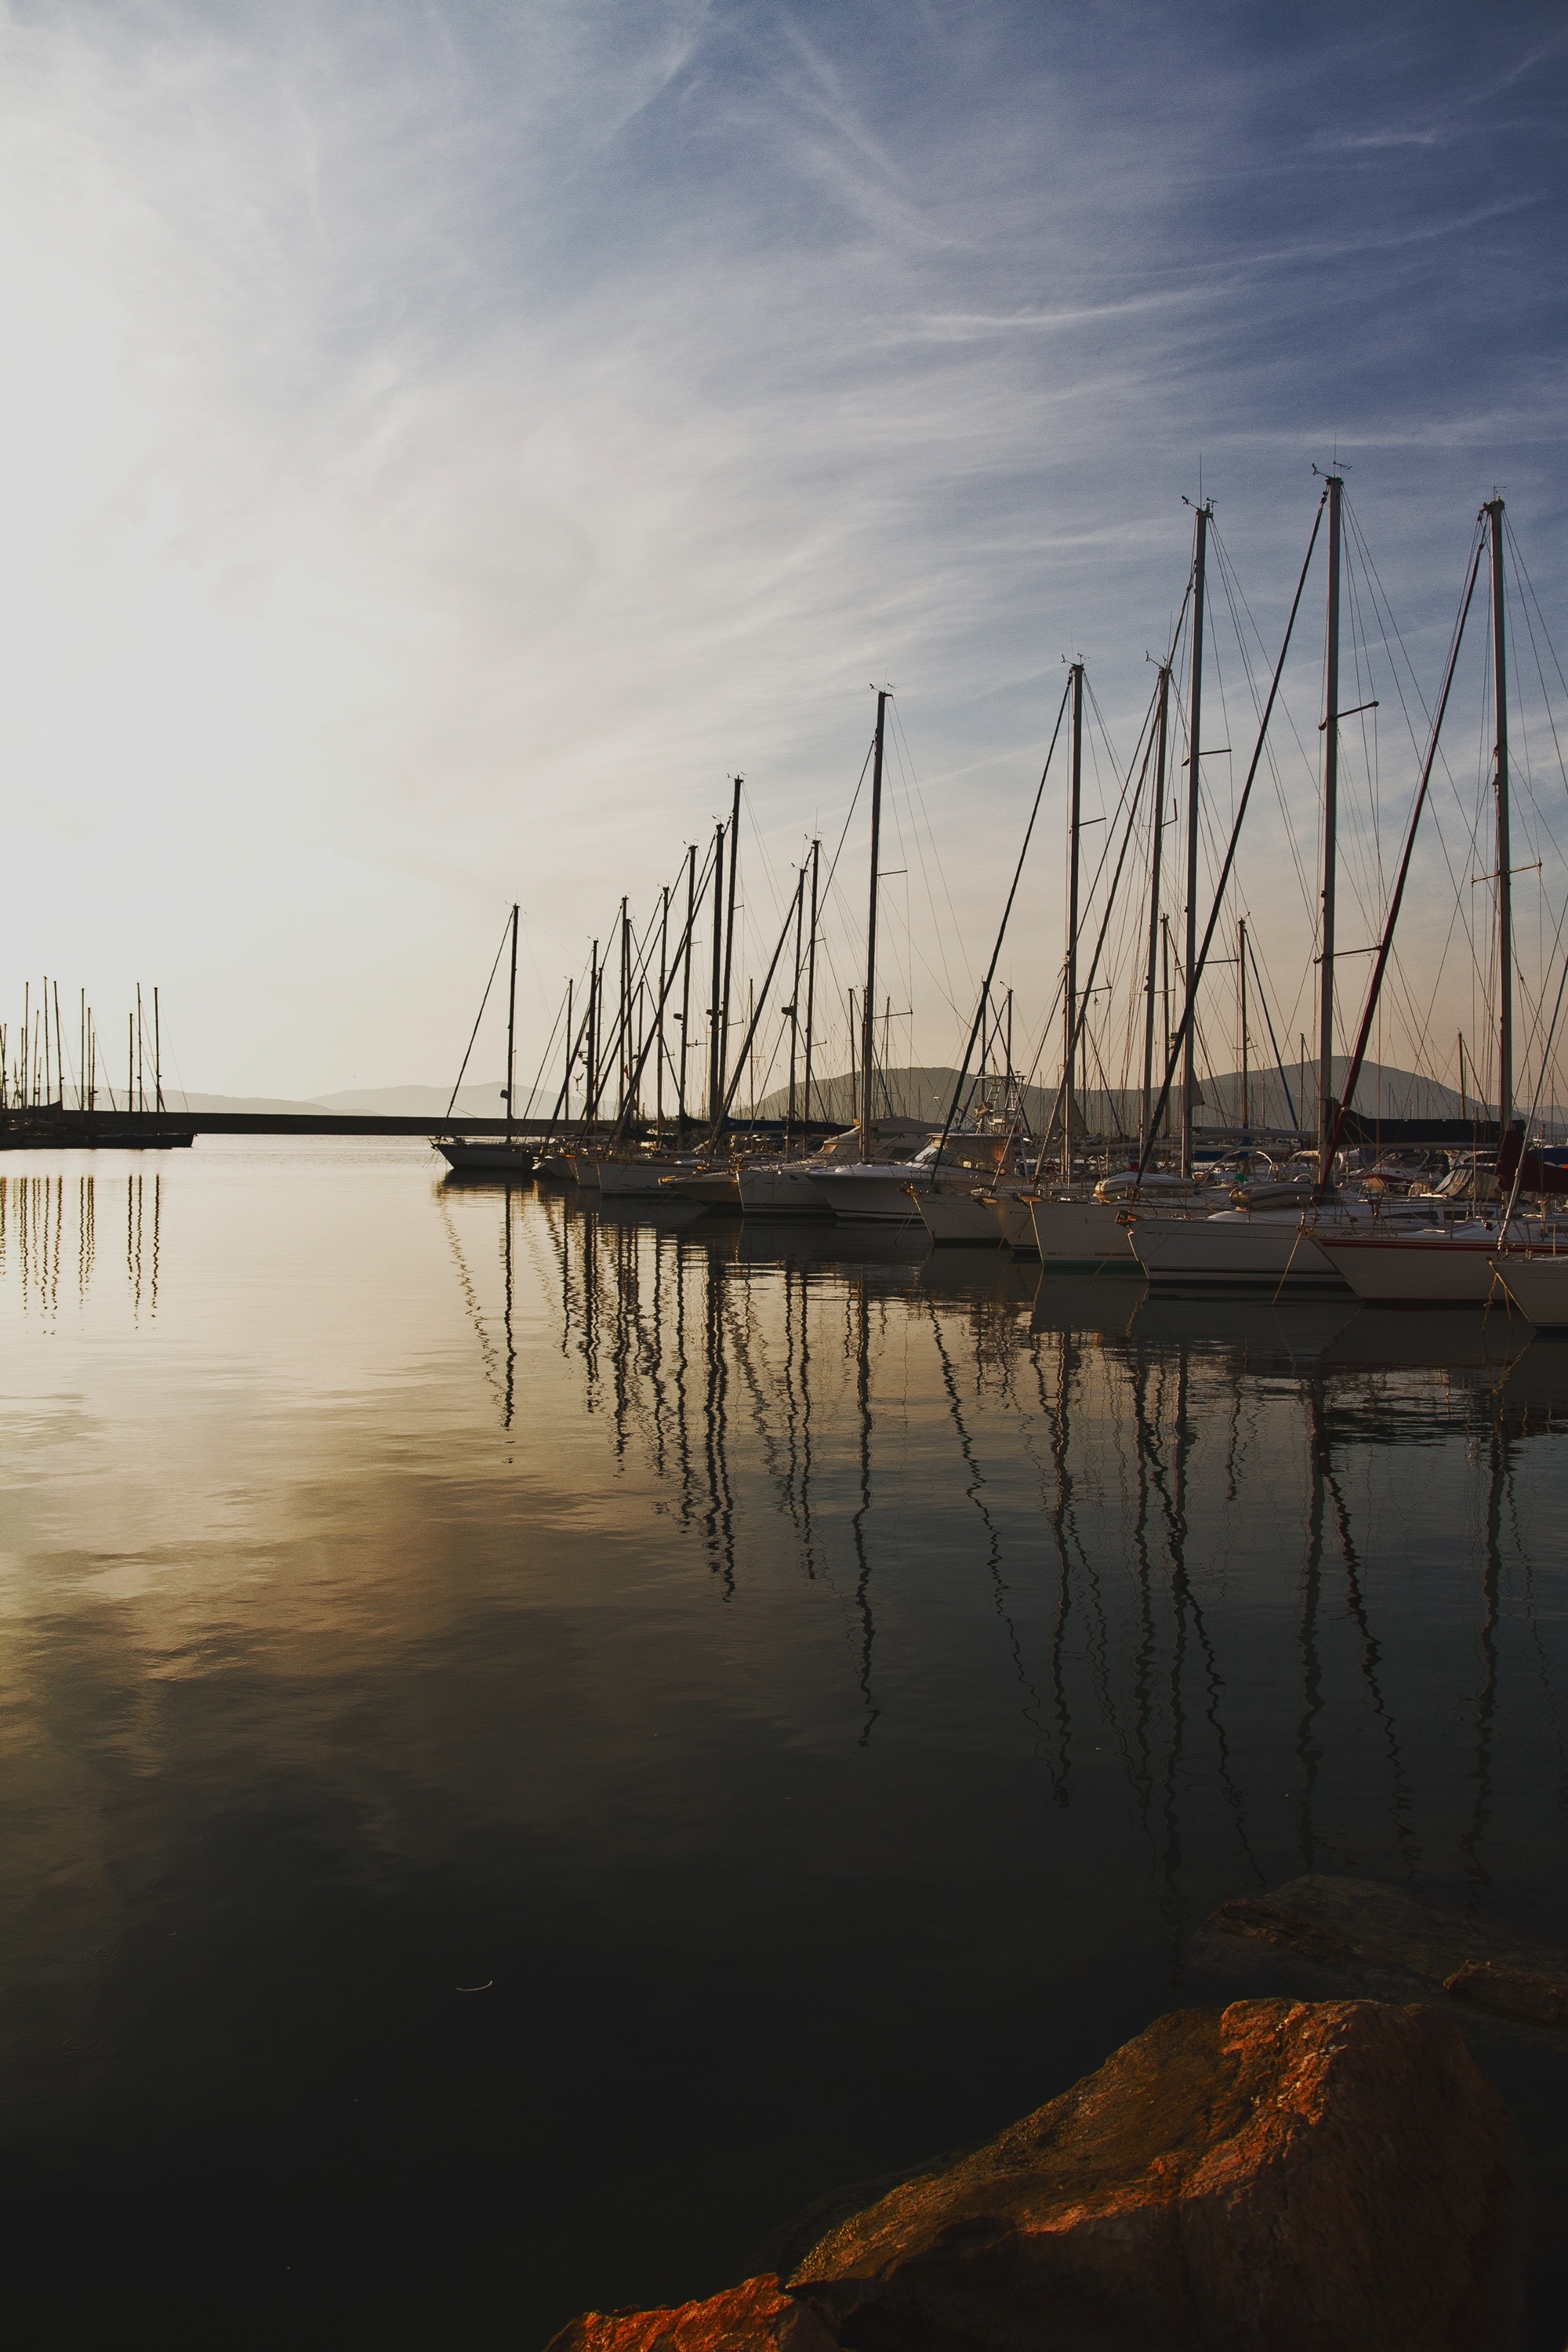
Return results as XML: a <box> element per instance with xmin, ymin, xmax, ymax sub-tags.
<box><xmin>0</xmin><ymin>1167</ymin><xmax>158</xmax><ymax>1317</ymax></box>
<box><xmin>434</xmin><ymin>1188</ymin><xmax>1568</xmax><ymax>1922</ymax></box>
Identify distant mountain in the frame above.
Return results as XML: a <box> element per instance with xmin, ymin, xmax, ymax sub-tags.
<box><xmin>308</xmin><ymin>1081</ymin><xmax>510</xmax><ymax>1116</ymax></box>
<box><xmin>164</xmin><ymin>1090</ymin><xmax>328</xmax><ymax>1114</ymax></box>
<box><xmin>755</xmin><ymin>1059</ymin><xmax>1544</xmax><ymax>1134</ymax></box>
<box><xmin>162</xmin><ymin>1080</ymin><xmax>514</xmax><ymax>1116</ymax></box>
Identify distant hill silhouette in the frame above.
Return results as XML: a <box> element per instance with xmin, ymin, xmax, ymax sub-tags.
<box><xmin>756</xmin><ymin>1058</ymin><xmax>1541</xmax><ymax>1134</ymax></box>
<box><xmin>165</xmin><ymin>1081</ymin><xmax>513</xmax><ymax>1116</ymax></box>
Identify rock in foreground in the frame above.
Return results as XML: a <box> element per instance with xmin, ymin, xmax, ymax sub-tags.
<box><xmin>546</xmin><ymin>1998</ymin><xmax>1519</xmax><ymax>2352</ymax></box>
<box><xmin>790</xmin><ymin>1998</ymin><xmax>1516</xmax><ymax>2352</ymax></box>
<box><xmin>543</xmin><ymin>2273</ymin><xmax>840</xmax><ymax>2352</ymax></box>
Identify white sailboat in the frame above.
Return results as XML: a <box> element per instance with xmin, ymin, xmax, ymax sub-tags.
<box><xmin>437</xmin><ymin>904</ymin><xmax>538</xmax><ymax>1174</ymax></box>
<box><xmin>1311</xmin><ymin>498</ymin><xmax>1541</xmax><ymax>1308</ymax></box>
<box><xmin>1492</xmin><ymin>1253</ymin><xmax>1568</xmax><ymax>1330</ymax></box>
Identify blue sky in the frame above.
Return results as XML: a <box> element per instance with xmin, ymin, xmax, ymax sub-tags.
<box><xmin>2</xmin><ymin>1</ymin><xmax>1564</xmax><ymax>1098</ymax></box>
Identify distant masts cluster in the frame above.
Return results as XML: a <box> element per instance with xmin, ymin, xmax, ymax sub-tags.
<box><xmin>1</xmin><ymin>980</ymin><xmax>165</xmax><ymax>1114</ymax></box>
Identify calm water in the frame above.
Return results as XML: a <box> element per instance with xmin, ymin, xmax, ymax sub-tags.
<box><xmin>3</xmin><ymin>1141</ymin><xmax>1566</xmax><ymax>2343</ymax></box>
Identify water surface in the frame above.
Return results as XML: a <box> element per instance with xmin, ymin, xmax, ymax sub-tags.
<box><xmin>3</xmin><ymin>1142</ymin><xmax>1566</xmax><ymax>2342</ymax></box>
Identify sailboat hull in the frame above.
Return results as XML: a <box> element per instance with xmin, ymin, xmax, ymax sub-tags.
<box><xmin>805</xmin><ymin>1167</ymin><xmax>931</xmax><ymax>1223</ymax></box>
<box><xmin>436</xmin><ymin>1140</ymin><xmax>535</xmax><ymax>1174</ymax></box>
<box><xmin>918</xmin><ymin>1189</ymin><xmax>1007</xmax><ymax>1246</ymax></box>
<box><xmin>736</xmin><ymin>1165</ymin><xmax>832</xmax><ymax>1215</ymax></box>
<box><xmin>1130</xmin><ymin>1213</ymin><xmax>1349</xmax><ymax>1294</ymax></box>
<box><xmin>596</xmin><ymin>1158</ymin><xmax>700</xmax><ymax>1197</ymax></box>
<box><xmin>1492</xmin><ymin>1254</ymin><xmax>1568</xmax><ymax>1330</ymax></box>
<box><xmin>1030</xmin><ymin>1196</ymin><xmax>1146</xmax><ymax>1277</ymax></box>
<box><xmin>1317</xmin><ymin>1234</ymin><xmax>1513</xmax><ymax>1306</ymax></box>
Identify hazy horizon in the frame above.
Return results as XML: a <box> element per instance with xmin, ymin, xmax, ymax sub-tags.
<box><xmin>3</xmin><ymin>2</ymin><xmax>1565</xmax><ymax>1109</ymax></box>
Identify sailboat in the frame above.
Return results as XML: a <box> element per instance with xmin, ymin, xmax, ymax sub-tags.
<box><xmin>801</xmin><ymin>694</ymin><xmax>945</xmax><ymax>1224</ymax></box>
<box><xmin>437</xmin><ymin>905</ymin><xmax>538</xmax><ymax>1174</ymax></box>
<box><xmin>1315</xmin><ymin>499</ymin><xmax>1561</xmax><ymax>1305</ymax></box>
<box><xmin>1128</xmin><ymin>477</ymin><xmax>1451</xmax><ymax>1294</ymax></box>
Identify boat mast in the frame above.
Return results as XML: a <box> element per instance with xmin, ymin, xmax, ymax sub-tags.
<box><xmin>586</xmin><ymin>941</ymin><xmax>599</xmax><ymax>1131</ymax></box>
<box><xmin>615</xmin><ymin>897</ymin><xmax>629</xmax><ymax>1123</ymax></box>
<box><xmin>1140</xmin><ymin>663</ymin><xmax>1171</xmax><ymax>1156</ymax></box>
<box><xmin>859</xmin><ymin>692</ymin><xmax>887</xmax><ymax>1156</ymax></box>
<box><xmin>786</xmin><ymin>861</ymin><xmax>804</xmax><ymax>1135</ymax></box>
<box><xmin>503</xmin><ymin>905</ymin><xmax>519</xmax><ymax>1140</ymax></box>
<box><xmin>655</xmin><ymin>885</ymin><xmax>669</xmax><ymax>1131</ymax></box>
<box><xmin>1485</xmin><ymin>498</ymin><xmax>1512</xmax><ymax>1137</ymax></box>
<box><xmin>707</xmin><ymin>821</ymin><xmax>726</xmax><ymax>1127</ymax></box>
<box><xmin>802</xmin><ymin>835</ymin><xmax>821</xmax><ymax>1133</ymax></box>
<box><xmin>1062</xmin><ymin>662</ymin><xmax>1084</xmax><ymax>1173</ymax></box>
<box><xmin>679</xmin><ymin>843</ymin><xmax>696</xmax><ymax>1127</ymax></box>
<box><xmin>717</xmin><ymin>776</ymin><xmax>742</xmax><ymax>1114</ymax></box>
<box><xmin>1315</xmin><ymin>472</ymin><xmax>1344</xmax><ymax>1181</ymax></box>
<box><xmin>1238</xmin><ymin>918</ymin><xmax>1248</xmax><ymax>1131</ymax></box>
<box><xmin>563</xmin><ymin>979</ymin><xmax>573</xmax><ymax>1126</ymax></box>
<box><xmin>1182</xmin><ymin>504</ymin><xmax>1211</xmax><ymax>1176</ymax></box>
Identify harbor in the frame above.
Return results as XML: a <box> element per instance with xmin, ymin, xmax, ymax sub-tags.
<box><xmin>5</xmin><ymin>1</ymin><xmax>1566</xmax><ymax>2341</ymax></box>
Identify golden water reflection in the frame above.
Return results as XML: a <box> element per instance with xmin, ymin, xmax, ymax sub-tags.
<box><xmin>2</xmin><ymin>1143</ymin><xmax>1565</xmax><ymax>2340</ymax></box>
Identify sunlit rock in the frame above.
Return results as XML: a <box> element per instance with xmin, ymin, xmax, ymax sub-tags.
<box><xmin>787</xmin><ymin>1998</ymin><xmax>1518</xmax><ymax>2352</ymax></box>
<box><xmin>544</xmin><ymin>2271</ymin><xmax>840</xmax><ymax>2352</ymax></box>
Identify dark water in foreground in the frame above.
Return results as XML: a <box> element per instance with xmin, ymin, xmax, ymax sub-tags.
<box><xmin>2</xmin><ymin>1142</ymin><xmax>1566</xmax><ymax>2343</ymax></box>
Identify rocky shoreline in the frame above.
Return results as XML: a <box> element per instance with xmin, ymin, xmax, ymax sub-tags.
<box><xmin>543</xmin><ymin>1877</ymin><xmax>1568</xmax><ymax>2352</ymax></box>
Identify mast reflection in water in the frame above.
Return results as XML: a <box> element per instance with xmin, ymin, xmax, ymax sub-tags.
<box><xmin>1</xmin><ymin>1142</ymin><xmax>1565</xmax><ymax>2343</ymax></box>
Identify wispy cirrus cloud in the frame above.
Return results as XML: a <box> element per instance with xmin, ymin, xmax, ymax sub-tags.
<box><xmin>0</xmin><ymin>0</ymin><xmax>1563</xmax><ymax>1094</ymax></box>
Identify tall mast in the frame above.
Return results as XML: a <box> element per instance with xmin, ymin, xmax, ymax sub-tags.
<box><xmin>1238</xmin><ymin>917</ymin><xmax>1248</xmax><ymax>1131</ymax></box>
<box><xmin>1161</xmin><ymin>919</ymin><xmax>1172</xmax><ymax>1137</ymax></box>
<box><xmin>1140</xmin><ymin>664</ymin><xmax>1171</xmax><ymax>1154</ymax></box>
<box><xmin>1485</xmin><ymin>498</ymin><xmax>1512</xmax><ymax>1136</ymax></box>
<box><xmin>848</xmin><ymin>989</ymin><xmax>857</xmax><ymax>1124</ymax></box>
<box><xmin>153</xmin><ymin>985</ymin><xmax>163</xmax><ymax>1113</ymax></box>
<box><xmin>655</xmin><ymin>886</ymin><xmax>669</xmax><ymax>1132</ymax></box>
<box><xmin>1182</xmin><ymin>504</ymin><xmax>1211</xmax><ymax>1176</ymax></box>
<box><xmin>1316</xmin><ymin>473</ymin><xmax>1343</xmax><ymax>1180</ymax></box>
<box><xmin>563</xmin><ymin>979</ymin><xmax>573</xmax><ymax>1126</ymax></box>
<box><xmin>859</xmin><ymin>693</ymin><xmax>887</xmax><ymax>1154</ymax></box>
<box><xmin>1062</xmin><ymin>662</ymin><xmax>1084</xmax><ymax>1173</ymax></box>
<box><xmin>803</xmin><ymin>835</ymin><xmax>821</xmax><ymax>1134</ymax></box>
<box><xmin>786</xmin><ymin>861</ymin><xmax>804</xmax><ymax>1133</ymax></box>
<box><xmin>617</xmin><ymin>897</ymin><xmax>630</xmax><ymax>1122</ymax></box>
<box><xmin>707</xmin><ymin>820</ymin><xmax>726</xmax><ymax>1126</ymax></box>
<box><xmin>717</xmin><ymin>776</ymin><xmax>742</xmax><ymax>1112</ymax></box>
<box><xmin>586</xmin><ymin>941</ymin><xmax>599</xmax><ymax>1128</ymax></box>
<box><xmin>679</xmin><ymin>843</ymin><xmax>696</xmax><ymax>1126</ymax></box>
<box><xmin>504</xmin><ymin>905</ymin><xmax>519</xmax><ymax>1139</ymax></box>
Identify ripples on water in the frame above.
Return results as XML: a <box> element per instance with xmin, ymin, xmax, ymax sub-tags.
<box><xmin>2</xmin><ymin>1142</ymin><xmax>1565</xmax><ymax>2342</ymax></box>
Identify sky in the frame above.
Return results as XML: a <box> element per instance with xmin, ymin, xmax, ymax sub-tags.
<box><xmin>2</xmin><ymin>0</ymin><xmax>1566</xmax><ymax>1103</ymax></box>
